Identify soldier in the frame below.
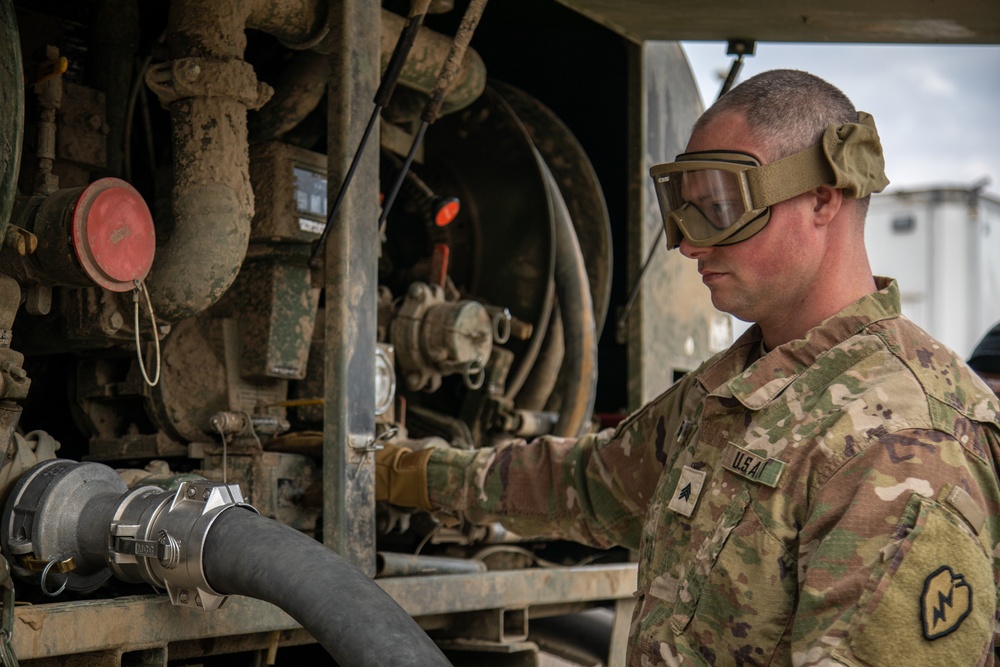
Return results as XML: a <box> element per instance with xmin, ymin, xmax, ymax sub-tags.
<box><xmin>970</xmin><ymin>322</ymin><xmax>1000</xmax><ymax>398</ymax></box>
<box><xmin>377</xmin><ymin>69</ymin><xmax>1000</xmax><ymax>666</ymax></box>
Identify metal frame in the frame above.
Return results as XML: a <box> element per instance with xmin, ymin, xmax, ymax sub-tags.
<box><xmin>11</xmin><ymin>564</ymin><xmax>638</xmax><ymax>660</ymax></box>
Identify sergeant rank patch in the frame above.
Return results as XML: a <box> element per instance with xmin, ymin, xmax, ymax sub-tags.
<box><xmin>667</xmin><ymin>466</ymin><xmax>706</xmax><ymax>517</ymax></box>
<box><xmin>921</xmin><ymin>565</ymin><xmax>972</xmax><ymax>640</ymax></box>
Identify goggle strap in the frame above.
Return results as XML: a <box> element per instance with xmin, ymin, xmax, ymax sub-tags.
<box><xmin>746</xmin><ymin>144</ymin><xmax>836</xmax><ymax>208</ymax></box>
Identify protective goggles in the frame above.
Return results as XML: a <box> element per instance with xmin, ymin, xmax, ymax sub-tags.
<box><xmin>649</xmin><ymin>112</ymin><xmax>890</xmax><ymax>249</ymax></box>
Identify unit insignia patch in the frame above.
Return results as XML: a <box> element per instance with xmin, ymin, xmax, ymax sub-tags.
<box><xmin>921</xmin><ymin>565</ymin><xmax>972</xmax><ymax>640</ymax></box>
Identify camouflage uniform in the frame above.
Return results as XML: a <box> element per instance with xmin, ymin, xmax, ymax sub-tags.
<box><xmin>427</xmin><ymin>278</ymin><xmax>1000</xmax><ymax>666</ymax></box>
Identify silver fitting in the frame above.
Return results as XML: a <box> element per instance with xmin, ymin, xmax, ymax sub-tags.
<box><xmin>110</xmin><ymin>481</ymin><xmax>256</xmax><ymax>611</ymax></box>
<box><xmin>2</xmin><ymin>460</ymin><xmax>124</xmax><ymax>593</ymax></box>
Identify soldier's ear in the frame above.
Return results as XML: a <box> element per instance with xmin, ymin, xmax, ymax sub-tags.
<box><xmin>810</xmin><ymin>185</ymin><xmax>842</xmax><ymax>227</ymax></box>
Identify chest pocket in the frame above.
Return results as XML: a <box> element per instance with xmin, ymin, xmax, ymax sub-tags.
<box><xmin>671</xmin><ymin>485</ymin><xmax>797</xmax><ymax>663</ymax></box>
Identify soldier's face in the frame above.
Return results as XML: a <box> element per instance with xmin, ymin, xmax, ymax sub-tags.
<box><xmin>678</xmin><ymin>111</ymin><xmax>825</xmax><ymax>327</ymax></box>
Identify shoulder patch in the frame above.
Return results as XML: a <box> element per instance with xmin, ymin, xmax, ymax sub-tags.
<box><xmin>721</xmin><ymin>443</ymin><xmax>785</xmax><ymax>487</ymax></box>
<box><xmin>921</xmin><ymin>565</ymin><xmax>972</xmax><ymax>640</ymax></box>
<box><xmin>844</xmin><ymin>496</ymin><xmax>992</xmax><ymax>667</ymax></box>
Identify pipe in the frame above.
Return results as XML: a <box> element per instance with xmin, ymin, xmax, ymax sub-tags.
<box><xmin>0</xmin><ymin>0</ymin><xmax>24</xmax><ymax>238</ymax></box>
<box><xmin>249</xmin><ymin>50</ymin><xmax>329</xmax><ymax>144</ymax></box>
<box><xmin>373</xmin><ymin>9</ymin><xmax>486</xmax><ymax>115</ymax></box>
<box><xmin>143</xmin><ymin>0</ymin><xmax>328</xmax><ymax>322</ymax></box>
<box><xmin>145</xmin><ymin>0</ymin><xmax>487</xmax><ymax>321</ymax></box>
<box><xmin>375</xmin><ymin>551</ymin><xmax>487</xmax><ymax>578</ymax></box>
<box><xmin>143</xmin><ymin>3</ymin><xmax>266</xmax><ymax>321</ymax></box>
<box><xmin>204</xmin><ymin>508</ymin><xmax>452</xmax><ymax>666</ymax></box>
<box><xmin>164</xmin><ymin>0</ymin><xmax>327</xmax><ymax>56</ymax></box>
<box><xmin>250</xmin><ymin>9</ymin><xmax>487</xmax><ymax>144</ymax></box>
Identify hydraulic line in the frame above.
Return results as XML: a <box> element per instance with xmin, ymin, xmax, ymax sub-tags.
<box><xmin>544</xmin><ymin>164</ymin><xmax>597</xmax><ymax>437</ymax></box>
<box><xmin>203</xmin><ymin>508</ymin><xmax>452</xmax><ymax>667</ymax></box>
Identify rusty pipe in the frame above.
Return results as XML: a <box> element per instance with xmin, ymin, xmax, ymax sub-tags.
<box><xmin>141</xmin><ymin>0</ymin><xmax>327</xmax><ymax>322</ymax></box>
<box><xmin>144</xmin><ymin>0</ymin><xmax>328</xmax><ymax>322</ymax></box>
<box><xmin>375</xmin><ymin>8</ymin><xmax>486</xmax><ymax>115</ymax></box>
<box><xmin>375</xmin><ymin>552</ymin><xmax>487</xmax><ymax>578</ymax></box>
<box><xmin>146</xmin><ymin>0</ymin><xmax>485</xmax><ymax>321</ymax></box>
<box><xmin>251</xmin><ymin>8</ymin><xmax>487</xmax><ymax>144</ymax></box>
<box><xmin>164</xmin><ymin>0</ymin><xmax>328</xmax><ymax>58</ymax></box>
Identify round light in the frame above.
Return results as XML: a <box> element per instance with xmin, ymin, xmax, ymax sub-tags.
<box><xmin>374</xmin><ymin>346</ymin><xmax>396</xmax><ymax>416</ymax></box>
<box><xmin>433</xmin><ymin>197</ymin><xmax>460</xmax><ymax>227</ymax></box>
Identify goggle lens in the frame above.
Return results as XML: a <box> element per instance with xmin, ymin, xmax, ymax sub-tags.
<box><xmin>652</xmin><ymin>159</ymin><xmax>761</xmax><ymax>245</ymax></box>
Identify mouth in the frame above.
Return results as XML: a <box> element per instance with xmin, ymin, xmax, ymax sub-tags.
<box><xmin>698</xmin><ymin>266</ymin><xmax>726</xmax><ymax>284</ymax></box>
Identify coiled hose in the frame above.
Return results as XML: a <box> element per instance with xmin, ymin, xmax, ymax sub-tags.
<box><xmin>203</xmin><ymin>508</ymin><xmax>452</xmax><ymax>666</ymax></box>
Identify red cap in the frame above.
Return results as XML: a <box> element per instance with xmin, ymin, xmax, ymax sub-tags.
<box><xmin>71</xmin><ymin>178</ymin><xmax>156</xmax><ymax>292</ymax></box>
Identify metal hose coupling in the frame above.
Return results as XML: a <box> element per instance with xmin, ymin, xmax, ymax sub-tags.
<box><xmin>1</xmin><ymin>459</ymin><xmax>256</xmax><ymax>610</ymax></box>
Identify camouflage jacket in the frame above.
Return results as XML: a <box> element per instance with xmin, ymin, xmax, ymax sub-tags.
<box><xmin>427</xmin><ymin>278</ymin><xmax>1000</xmax><ymax>666</ymax></box>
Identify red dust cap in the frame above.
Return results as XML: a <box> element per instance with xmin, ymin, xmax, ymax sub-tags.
<box><xmin>71</xmin><ymin>178</ymin><xmax>156</xmax><ymax>292</ymax></box>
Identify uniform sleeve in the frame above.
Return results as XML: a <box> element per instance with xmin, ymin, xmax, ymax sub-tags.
<box><xmin>425</xmin><ymin>376</ymin><xmax>696</xmax><ymax>550</ymax></box>
<box><xmin>791</xmin><ymin>427</ymin><xmax>998</xmax><ymax>667</ymax></box>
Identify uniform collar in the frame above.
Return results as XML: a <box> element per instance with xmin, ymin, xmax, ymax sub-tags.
<box><xmin>697</xmin><ymin>277</ymin><xmax>901</xmax><ymax>410</ymax></box>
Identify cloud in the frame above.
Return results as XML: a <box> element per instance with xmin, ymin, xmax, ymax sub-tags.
<box><xmin>680</xmin><ymin>42</ymin><xmax>1000</xmax><ymax>198</ymax></box>
<box><xmin>902</xmin><ymin>65</ymin><xmax>958</xmax><ymax>96</ymax></box>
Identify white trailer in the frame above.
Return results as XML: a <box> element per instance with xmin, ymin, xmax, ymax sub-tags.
<box><xmin>865</xmin><ymin>184</ymin><xmax>1000</xmax><ymax>359</ymax></box>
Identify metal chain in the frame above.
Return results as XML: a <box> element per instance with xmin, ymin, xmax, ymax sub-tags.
<box><xmin>132</xmin><ymin>279</ymin><xmax>161</xmax><ymax>387</ymax></box>
<box><xmin>212</xmin><ymin>420</ymin><xmax>229</xmax><ymax>484</ymax></box>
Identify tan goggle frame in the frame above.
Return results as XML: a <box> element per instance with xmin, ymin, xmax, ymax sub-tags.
<box><xmin>650</xmin><ymin>152</ymin><xmax>773</xmax><ymax>248</ymax></box>
<box><xmin>649</xmin><ymin>112</ymin><xmax>890</xmax><ymax>249</ymax></box>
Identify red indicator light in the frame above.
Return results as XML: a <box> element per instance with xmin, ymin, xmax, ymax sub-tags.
<box><xmin>434</xmin><ymin>197</ymin><xmax>460</xmax><ymax>227</ymax></box>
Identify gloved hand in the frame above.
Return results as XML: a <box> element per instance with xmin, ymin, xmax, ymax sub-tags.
<box><xmin>374</xmin><ymin>443</ymin><xmax>435</xmax><ymax>511</ymax></box>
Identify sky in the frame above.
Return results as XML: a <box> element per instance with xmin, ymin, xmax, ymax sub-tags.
<box><xmin>679</xmin><ymin>42</ymin><xmax>1000</xmax><ymax>199</ymax></box>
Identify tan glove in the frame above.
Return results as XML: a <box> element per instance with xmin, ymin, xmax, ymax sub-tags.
<box><xmin>374</xmin><ymin>443</ymin><xmax>435</xmax><ymax>511</ymax></box>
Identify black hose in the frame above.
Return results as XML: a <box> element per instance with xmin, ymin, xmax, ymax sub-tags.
<box><xmin>543</xmin><ymin>163</ymin><xmax>598</xmax><ymax>437</ymax></box>
<box><xmin>203</xmin><ymin>508</ymin><xmax>452</xmax><ymax>667</ymax></box>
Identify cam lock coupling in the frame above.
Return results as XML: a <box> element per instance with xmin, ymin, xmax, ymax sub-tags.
<box><xmin>110</xmin><ymin>481</ymin><xmax>257</xmax><ymax>611</ymax></box>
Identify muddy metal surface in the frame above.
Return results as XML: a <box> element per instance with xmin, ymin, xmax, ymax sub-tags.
<box><xmin>11</xmin><ymin>564</ymin><xmax>638</xmax><ymax>660</ymax></box>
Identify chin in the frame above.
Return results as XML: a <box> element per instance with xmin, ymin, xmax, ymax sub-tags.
<box><xmin>710</xmin><ymin>295</ymin><xmax>753</xmax><ymax>323</ymax></box>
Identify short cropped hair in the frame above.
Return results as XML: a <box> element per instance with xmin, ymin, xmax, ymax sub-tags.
<box><xmin>695</xmin><ymin>70</ymin><xmax>870</xmax><ymax>214</ymax></box>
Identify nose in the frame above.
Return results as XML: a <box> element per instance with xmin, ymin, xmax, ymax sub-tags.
<box><xmin>679</xmin><ymin>236</ymin><xmax>713</xmax><ymax>259</ymax></box>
